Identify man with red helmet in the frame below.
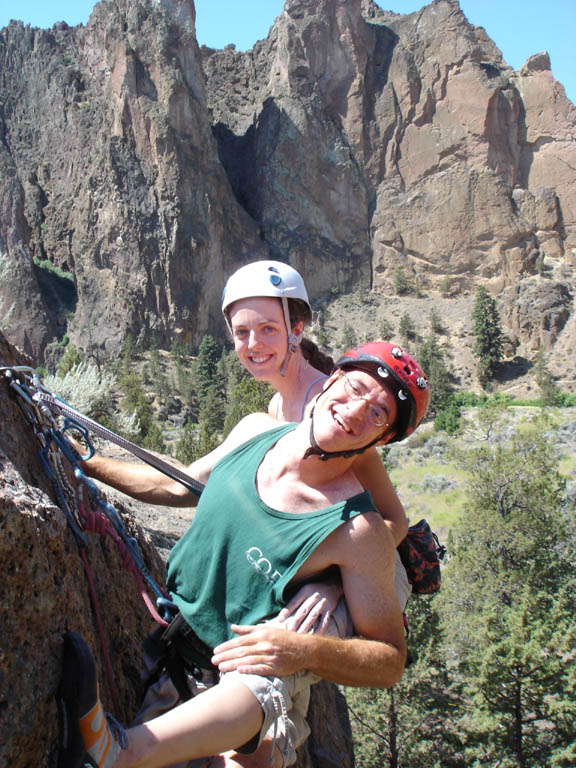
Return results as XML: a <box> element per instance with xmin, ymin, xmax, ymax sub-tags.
<box><xmin>59</xmin><ymin>342</ymin><xmax>429</xmax><ymax>768</ymax></box>
<box><xmin>303</xmin><ymin>342</ymin><xmax>430</xmax><ymax>461</ymax></box>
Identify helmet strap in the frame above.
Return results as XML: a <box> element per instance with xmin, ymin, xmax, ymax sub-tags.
<box><xmin>280</xmin><ymin>297</ymin><xmax>302</xmax><ymax>377</ymax></box>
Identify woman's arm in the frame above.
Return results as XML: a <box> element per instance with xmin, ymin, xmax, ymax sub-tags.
<box><xmin>273</xmin><ymin>576</ymin><xmax>343</xmax><ymax>634</ymax></box>
<box><xmin>352</xmin><ymin>448</ymin><xmax>409</xmax><ymax>546</ymax></box>
<box><xmin>76</xmin><ymin>412</ymin><xmax>278</xmax><ymax>507</ymax></box>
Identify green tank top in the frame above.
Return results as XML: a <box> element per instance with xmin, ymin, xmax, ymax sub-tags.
<box><xmin>166</xmin><ymin>423</ymin><xmax>375</xmax><ymax>659</ymax></box>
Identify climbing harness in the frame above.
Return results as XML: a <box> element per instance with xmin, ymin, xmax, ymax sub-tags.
<box><xmin>2</xmin><ymin>365</ymin><xmax>204</xmax><ymax>713</ymax></box>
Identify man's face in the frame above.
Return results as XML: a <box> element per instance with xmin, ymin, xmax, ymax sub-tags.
<box><xmin>313</xmin><ymin>368</ymin><xmax>398</xmax><ymax>451</ymax></box>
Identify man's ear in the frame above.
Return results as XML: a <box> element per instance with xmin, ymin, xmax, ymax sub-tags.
<box><xmin>376</xmin><ymin>428</ymin><xmax>397</xmax><ymax>447</ymax></box>
<box><xmin>323</xmin><ymin>371</ymin><xmax>341</xmax><ymax>390</ymax></box>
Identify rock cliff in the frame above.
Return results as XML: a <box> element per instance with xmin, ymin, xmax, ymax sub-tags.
<box><xmin>0</xmin><ymin>0</ymin><xmax>574</xmax><ymax>379</ymax></box>
<box><xmin>0</xmin><ymin>332</ymin><xmax>166</xmax><ymax>766</ymax></box>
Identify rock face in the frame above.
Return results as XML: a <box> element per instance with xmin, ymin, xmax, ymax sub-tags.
<box><xmin>0</xmin><ymin>0</ymin><xmax>574</xmax><ymax>370</ymax></box>
<box><xmin>0</xmin><ymin>0</ymin><xmax>266</xmax><ymax>359</ymax></box>
<box><xmin>0</xmin><ymin>332</ymin><xmax>166</xmax><ymax>765</ymax></box>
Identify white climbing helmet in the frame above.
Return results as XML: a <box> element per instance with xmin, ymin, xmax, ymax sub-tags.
<box><xmin>222</xmin><ymin>260</ymin><xmax>312</xmax><ymax>376</ymax></box>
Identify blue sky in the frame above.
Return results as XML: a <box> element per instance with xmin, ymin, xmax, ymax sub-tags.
<box><xmin>0</xmin><ymin>1</ymin><xmax>574</xmax><ymax>105</ymax></box>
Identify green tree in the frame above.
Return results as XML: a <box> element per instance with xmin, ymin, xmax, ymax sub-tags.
<box><xmin>141</xmin><ymin>420</ymin><xmax>166</xmax><ymax>452</ymax></box>
<box><xmin>439</xmin><ymin>424</ymin><xmax>576</xmax><ymax>766</ymax></box>
<box><xmin>462</xmin><ymin>583</ymin><xmax>576</xmax><ymax>767</ymax></box>
<box><xmin>394</xmin><ymin>268</ymin><xmax>419</xmax><ymax>297</ymax></box>
<box><xmin>120</xmin><ymin>370</ymin><xmax>165</xmax><ymax>450</ymax></box>
<box><xmin>194</xmin><ymin>334</ymin><xmax>221</xmax><ymax>401</ymax></box>
<box><xmin>417</xmin><ymin>333</ymin><xmax>453</xmax><ymax>417</ymax></box>
<box><xmin>340</xmin><ymin>323</ymin><xmax>358</xmax><ymax>352</ymax></box>
<box><xmin>315</xmin><ymin>324</ymin><xmax>330</xmax><ymax>352</ymax></box>
<box><xmin>347</xmin><ymin>596</ymin><xmax>460</xmax><ymax>768</ymax></box>
<box><xmin>439</xmin><ymin>275</ymin><xmax>454</xmax><ymax>298</ymax></box>
<box><xmin>173</xmin><ymin>421</ymin><xmax>198</xmax><ymax>465</ymax></box>
<box><xmin>428</xmin><ymin>306</ymin><xmax>444</xmax><ymax>335</ymax></box>
<box><xmin>472</xmin><ymin>286</ymin><xmax>503</xmax><ymax>386</ymax></box>
<box><xmin>378</xmin><ymin>317</ymin><xmax>394</xmax><ymax>341</ymax></box>
<box><xmin>198</xmin><ymin>384</ymin><xmax>226</xmax><ymax>433</ymax></box>
<box><xmin>189</xmin><ymin>419</ymin><xmax>221</xmax><ymax>461</ymax></box>
<box><xmin>57</xmin><ymin>344</ymin><xmax>83</xmax><ymax>376</ymax></box>
<box><xmin>535</xmin><ymin>348</ymin><xmax>562</xmax><ymax>406</ymax></box>
<box><xmin>222</xmin><ymin>355</ymin><xmax>273</xmax><ymax>436</ymax></box>
<box><xmin>399</xmin><ymin>312</ymin><xmax>417</xmax><ymax>347</ymax></box>
<box><xmin>120</xmin><ymin>332</ymin><xmax>138</xmax><ymax>377</ymax></box>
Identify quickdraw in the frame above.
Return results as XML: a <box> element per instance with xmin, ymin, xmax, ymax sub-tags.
<box><xmin>2</xmin><ymin>365</ymin><xmax>197</xmax><ymax>712</ymax></box>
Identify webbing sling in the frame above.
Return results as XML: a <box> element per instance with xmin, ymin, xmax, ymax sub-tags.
<box><xmin>34</xmin><ymin>391</ymin><xmax>204</xmax><ymax>497</ymax></box>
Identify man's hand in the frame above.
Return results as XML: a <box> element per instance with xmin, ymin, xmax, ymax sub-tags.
<box><xmin>212</xmin><ymin>624</ymin><xmax>308</xmax><ymax>676</ymax></box>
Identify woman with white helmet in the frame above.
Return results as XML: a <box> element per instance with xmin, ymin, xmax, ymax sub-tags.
<box><xmin>221</xmin><ymin>261</ymin><xmax>411</xmax><ymax>631</ymax></box>
<box><xmin>221</xmin><ymin>260</ymin><xmax>334</xmax><ymax>424</ymax></box>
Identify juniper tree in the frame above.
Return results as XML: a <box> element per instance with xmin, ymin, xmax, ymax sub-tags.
<box><xmin>399</xmin><ymin>312</ymin><xmax>417</xmax><ymax>347</ymax></box>
<box><xmin>194</xmin><ymin>334</ymin><xmax>222</xmax><ymax>402</ymax></box>
<box><xmin>471</xmin><ymin>286</ymin><xmax>503</xmax><ymax>386</ymax></box>
<box><xmin>340</xmin><ymin>323</ymin><xmax>358</xmax><ymax>352</ymax></box>
<box><xmin>417</xmin><ymin>333</ymin><xmax>453</xmax><ymax>417</ymax></box>
<box><xmin>428</xmin><ymin>306</ymin><xmax>444</xmax><ymax>335</ymax></box>
<box><xmin>347</xmin><ymin>595</ymin><xmax>458</xmax><ymax>768</ymax></box>
<box><xmin>439</xmin><ymin>423</ymin><xmax>576</xmax><ymax>766</ymax></box>
<box><xmin>535</xmin><ymin>348</ymin><xmax>562</xmax><ymax>406</ymax></box>
<box><xmin>378</xmin><ymin>317</ymin><xmax>394</xmax><ymax>341</ymax></box>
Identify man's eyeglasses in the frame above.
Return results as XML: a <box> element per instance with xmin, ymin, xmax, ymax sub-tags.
<box><xmin>341</xmin><ymin>373</ymin><xmax>389</xmax><ymax>429</ymax></box>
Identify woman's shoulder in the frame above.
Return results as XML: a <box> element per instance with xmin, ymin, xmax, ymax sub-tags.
<box><xmin>268</xmin><ymin>391</ymin><xmax>281</xmax><ymax>418</ymax></box>
<box><xmin>301</xmin><ymin>370</ymin><xmax>329</xmax><ymax>414</ymax></box>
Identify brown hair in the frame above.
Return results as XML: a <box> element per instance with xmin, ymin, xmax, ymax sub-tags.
<box><xmin>288</xmin><ymin>298</ymin><xmax>334</xmax><ymax>374</ymax></box>
<box><xmin>301</xmin><ymin>337</ymin><xmax>334</xmax><ymax>375</ymax></box>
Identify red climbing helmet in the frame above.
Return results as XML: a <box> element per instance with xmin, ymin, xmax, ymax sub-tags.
<box><xmin>335</xmin><ymin>342</ymin><xmax>430</xmax><ymax>443</ymax></box>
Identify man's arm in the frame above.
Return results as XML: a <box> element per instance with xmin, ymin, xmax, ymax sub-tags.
<box><xmin>212</xmin><ymin>513</ymin><xmax>406</xmax><ymax>689</ymax></box>
<box><xmin>213</xmin><ymin>624</ymin><xmax>404</xmax><ymax>689</ymax></box>
<box><xmin>78</xmin><ymin>412</ymin><xmax>278</xmax><ymax>506</ymax></box>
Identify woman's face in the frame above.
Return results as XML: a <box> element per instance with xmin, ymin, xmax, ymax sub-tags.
<box><xmin>228</xmin><ymin>297</ymin><xmax>290</xmax><ymax>381</ymax></box>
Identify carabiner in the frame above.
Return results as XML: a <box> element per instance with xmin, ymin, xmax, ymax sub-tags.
<box><xmin>58</xmin><ymin>418</ymin><xmax>95</xmax><ymax>462</ymax></box>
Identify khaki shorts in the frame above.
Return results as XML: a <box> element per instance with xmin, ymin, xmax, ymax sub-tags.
<box><xmin>134</xmin><ymin>600</ymin><xmax>352</xmax><ymax>767</ymax></box>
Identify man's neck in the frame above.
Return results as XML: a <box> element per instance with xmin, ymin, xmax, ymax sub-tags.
<box><xmin>256</xmin><ymin>422</ymin><xmax>364</xmax><ymax>513</ymax></box>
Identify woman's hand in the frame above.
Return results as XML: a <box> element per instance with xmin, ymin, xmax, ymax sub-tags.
<box><xmin>273</xmin><ymin>579</ymin><xmax>343</xmax><ymax>634</ymax></box>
